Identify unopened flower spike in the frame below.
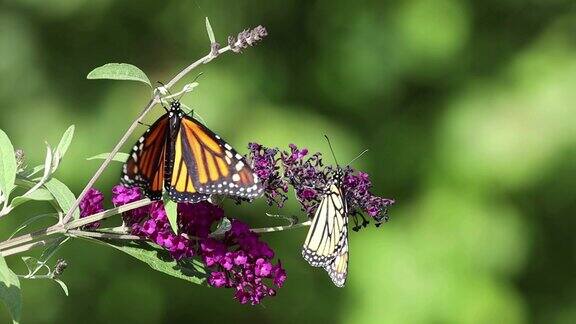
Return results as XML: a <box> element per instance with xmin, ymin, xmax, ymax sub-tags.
<box><xmin>228</xmin><ymin>25</ymin><xmax>268</xmax><ymax>53</ymax></box>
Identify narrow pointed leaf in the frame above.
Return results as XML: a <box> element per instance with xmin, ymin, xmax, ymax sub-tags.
<box><xmin>54</xmin><ymin>279</ymin><xmax>69</xmax><ymax>296</ymax></box>
<box><xmin>0</xmin><ymin>130</ymin><xmax>16</xmax><ymax>201</ymax></box>
<box><xmin>41</xmin><ymin>145</ymin><xmax>53</xmax><ymax>181</ymax></box>
<box><xmin>44</xmin><ymin>178</ymin><xmax>79</xmax><ymax>220</ymax></box>
<box><xmin>96</xmin><ymin>239</ymin><xmax>206</xmax><ymax>284</ymax></box>
<box><xmin>87</xmin><ymin>152</ymin><xmax>129</xmax><ymax>163</ymax></box>
<box><xmin>205</xmin><ymin>17</ymin><xmax>216</xmax><ymax>44</ymax></box>
<box><xmin>56</xmin><ymin>125</ymin><xmax>74</xmax><ymax>160</ymax></box>
<box><xmin>211</xmin><ymin>218</ymin><xmax>231</xmax><ymax>236</ymax></box>
<box><xmin>0</xmin><ymin>256</ymin><xmax>21</xmax><ymax>324</ymax></box>
<box><xmin>10</xmin><ymin>189</ymin><xmax>54</xmax><ymax>209</ymax></box>
<box><xmin>163</xmin><ymin>199</ymin><xmax>179</xmax><ymax>234</ymax></box>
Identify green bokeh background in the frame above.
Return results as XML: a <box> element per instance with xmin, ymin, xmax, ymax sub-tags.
<box><xmin>0</xmin><ymin>0</ymin><xmax>575</xmax><ymax>323</ymax></box>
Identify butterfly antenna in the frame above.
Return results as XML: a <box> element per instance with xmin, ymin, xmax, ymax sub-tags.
<box><xmin>324</xmin><ymin>135</ymin><xmax>339</xmax><ymax>167</ymax></box>
<box><xmin>192</xmin><ymin>110</ymin><xmax>207</xmax><ymax>125</ymax></box>
<box><xmin>180</xmin><ymin>102</ymin><xmax>206</xmax><ymax>125</ymax></box>
<box><xmin>345</xmin><ymin>149</ymin><xmax>369</xmax><ymax>167</ymax></box>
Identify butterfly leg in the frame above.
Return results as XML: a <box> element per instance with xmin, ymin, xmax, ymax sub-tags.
<box><xmin>359</xmin><ymin>213</ymin><xmax>369</xmax><ymax>228</ymax></box>
<box><xmin>352</xmin><ymin>213</ymin><xmax>361</xmax><ymax>232</ymax></box>
<box><xmin>138</xmin><ymin>121</ymin><xmax>152</xmax><ymax>127</ymax></box>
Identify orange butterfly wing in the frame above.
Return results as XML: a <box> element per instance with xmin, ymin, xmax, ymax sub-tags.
<box><xmin>121</xmin><ymin>115</ymin><xmax>169</xmax><ymax>200</ymax></box>
<box><xmin>167</xmin><ymin>116</ymin><xmax>263</xmax><ymax>203</ymax></box>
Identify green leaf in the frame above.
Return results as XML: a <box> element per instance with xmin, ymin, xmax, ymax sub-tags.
<box><xmin>39</xmin><ymin>237</ymin><xmax>68</xmax><ymax>263</ymax></box>
<box><xmin>53</xmin><ymin>279</ymin><xmax>69</xmax><ymax>296</ymax></box>
<box><xmin>44</xmin><ymin>178</ymin><xmax>79</xmax><ymax>220</ymax></box>
<box><xmin>163</xmin><ymin>198</ymin><xmax>179</xmax><ymax>234</ymax></box>
<box><xmin>87</xmin><ymin>152</ymin><xmax>129</xmax><ymax>163</ymax></box>
<box><xmin>211</xmin><ymin>217</ymin><xmax>231</xmax><ymax>236</ymax></box>
<box><xmin>10</xmin><ymin>188</ymin><xmax>54</xmax><ymax>209</ymax></box>
<box><xmin>0</xmin><ymin>129</ymin><xmax>17</xmax><ymax>201</ymax></box>
<box><xmin>56</xmin><ymin>125</ymin><xmax>75</xmax><ymax>159</ymax></box>
<box><xmin>87</xmin><ymin>63</ymin><xmax>151</xmax><ymax>87</ymax></box>
<box><xmin>41</xmin><ymin>145</ymin><xmax>53</xmax><ymax>181</ymax></box>
<box><xmin>205</xmin><ymin>17</ymin><xmax>216</xmax><ymax>44</ymax></box>
<box><xmin>100</xmin><ymin>239</ymin><xmax>206</xmax><ymax>284</ymax></box>
<box><xmin>9</xmin><ymin>213</ymin><xmax>58</xmax><ymax>239</ymax></box>
<box><xmin>23</xmin><ymin>164</ymin><xmax>45</xmax><ymax>178</ymax></box>
<box><xmin>0</xmin><ymin>256</ymin><xmax>21</xmax><ymax>324</ymax></box>
<box><xmin>266</xmin><ymin>212</ymin><xmax>299</xmax><ymax>226</ymax></box>
<box><xmin>21</xmin><ymin>257</ymin><xmax>42</xmax><ymax>276</ymax></box>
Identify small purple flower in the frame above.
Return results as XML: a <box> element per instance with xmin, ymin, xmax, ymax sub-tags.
<box><xmin>220</xmin><ymin>252</ymin><xmax>235</xmax><ymax>270</ymax></box>
<box><xmin>112</xmin><ymin>185</ymin><xmax>149</xmax><ymax>224</ymax></box>
<box><xmin>299</xmin><ymin>187</ymin><xmax>317</xmax><ymax>200</ymax></box>
<box><xmin>234</xmin><ymin>251</ymin><xmax>248</xmax><ymax>266</ymax></box>
<box><xmin>142</xmin><ymin>219</ymin><xmax>157</xmax><ymax>235</ymax></box>
<box><xmin>208</xmin><ymin>271</ymin><xmax>228</xmax><ymax>288</ymax></box>
<box><xmin>254</xmin><ymin>258</ymin><xmax>272</xmax><ymax>277</ymax></box>
<box><xmin>111</xmin><ymin>185</ymin><xmax>141</xmax><ymax>206</ymax></box>
<box><xmin>178</xmin><ymin>201</ymin><xmax>224</xmax><ymax>238</ymax></box>
<box><xmin>272</xmin><ymin>262</ymin><xmax>287</xmax><ymax>287</ymax></box>
<box><xmin>79</xmin><ymin>188</ymin><xmax>104</xmax><ymax>229</ymax></box>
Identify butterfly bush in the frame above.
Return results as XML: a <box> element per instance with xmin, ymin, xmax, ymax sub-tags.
<box><xmin>79</xmin><ymin>142</ymin><xmax>392</xmax><ymax>305</ymax></box>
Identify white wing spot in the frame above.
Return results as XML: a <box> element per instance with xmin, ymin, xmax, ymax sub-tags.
<box><xmin>232</xmin><ymin>174</ymin><xmax>240</xmax><ymax>182</ymax></box>
<box><xmin>235</xmin><ymin>161</ymin><xmax>244</xmax><ymax>171</ymax></box>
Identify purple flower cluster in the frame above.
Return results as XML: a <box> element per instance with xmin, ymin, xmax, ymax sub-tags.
<box><xmin>247</xmin><ymin>143</ymin><xmax>288</xmax><ymax>207</ymax></box>
<box><xmin>343</xmin><ymin>171</ymin><xmax>395</xmax><ymax>225</ymax></box>
<box><xmin>201</xmin><ymin>219</ymin><xmax>286</xmax><ymax>304</ymax></box>
<box><xmin>79</xmin><ymin>188</ymin><xmax>104</xmax><ymax>229</ymax></box>
<box><xmin>112</xmin><ymin>186</ymin><xmax>192</xmax><ymax>260</ymax></box>
<box><xmin>247</xmin><ymin>143</ymin><xmax>395</xmax><ymax>226</ymax></box>
<box><xmin>280</xmin><ymin>144</ymin><xmax>327</xmax><ymax>216</ymax></box>
<box><xmin>110</xmin><ymin>185</ymin><xmax>286</xmax><ymax>304</ymax></box>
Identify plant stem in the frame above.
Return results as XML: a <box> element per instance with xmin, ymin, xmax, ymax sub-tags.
<box><xmin>251</xmin><ymin>221</ymin><xmax>311</xmax><ymax>234</ymax></box>
<box><xmin>0</xmin><ymin>199</ymin><xmax>152</xmax><ymax>256</ymax></box>
<box><xmin>1</xmin><ymin>237</ymin><xmax>60</xmax><ymax>257</ymax></box>
<box><xmin>0</xmin><ymin>201</ymin><xmax>310</xmax><ymax>256</ymax></box>
<box><xmin>67</xmin><ymin>230</ymin><xmax>144</xmax><ymax>241</ymax></box>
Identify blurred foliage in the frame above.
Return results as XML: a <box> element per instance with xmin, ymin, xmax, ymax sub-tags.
<box><xmin>0</xmin><ymin>0</ymin><xmax>575</xmax><ymax>323</ymax></box>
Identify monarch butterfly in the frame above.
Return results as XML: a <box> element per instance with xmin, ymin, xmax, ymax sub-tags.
<box><xmin>301</xmin><ymin>169</ymin><xmax>349</xmax><ymax>287</ymax></box>
<box><xmin>121</xmin><ymin>100</ymin><xmax>263</xmax><ymax>203</ymax></box>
